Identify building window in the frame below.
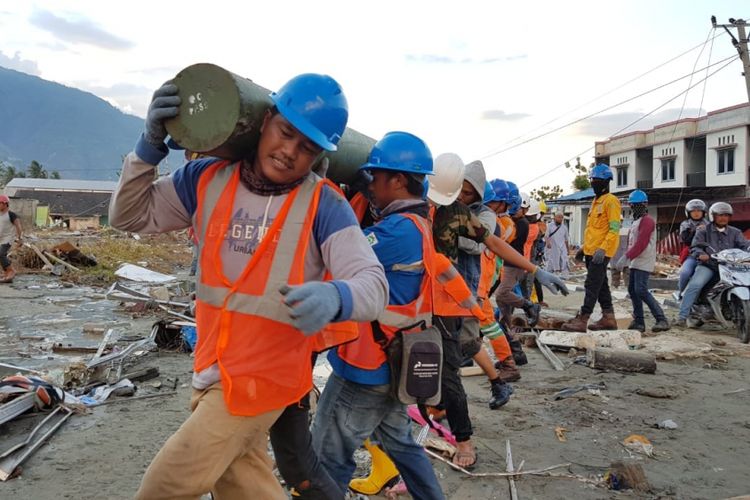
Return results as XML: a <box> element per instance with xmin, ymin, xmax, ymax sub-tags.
<box><xmin>717</xmin><ymin>149</ymin><xmax>734</xmax><ymax>174</ymax></box>
<box><xmin>661</xmin><ymin>159</ymin><xmax>675</xmax><ymax>181</ymax></box>
<box><xmin>616</xmin><ymin>167</ymin><xmax>628</xmax><ymax>187</ymax></box>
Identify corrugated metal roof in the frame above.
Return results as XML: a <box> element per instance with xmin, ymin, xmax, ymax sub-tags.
<box><xmin>5</xmin><ymin>178</ymin><xmax>118</xmax><ymax>192</ymax></box>
<box><xmin>549</xmin><ymin>188</ymin><xmax>594</xmax><ymax>203</ymax></box>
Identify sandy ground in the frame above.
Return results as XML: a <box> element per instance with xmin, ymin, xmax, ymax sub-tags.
<box><xmin>2</xmin><ymin>273</ymin><xmax>750</xmax><ymax>499</ymax></box>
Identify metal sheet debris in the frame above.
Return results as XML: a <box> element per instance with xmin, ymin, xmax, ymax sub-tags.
<box><xmin>114</xmin><ymin>264</ymin><xmax>176</xmax><ymax>283</ymax></box>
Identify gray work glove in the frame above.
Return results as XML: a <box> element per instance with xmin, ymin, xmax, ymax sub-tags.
<box><xmin>280</xmin><ymin>282</ymin><xmax>342</xmax><ymax>335</ymax></box>
<box><xmin>614</xmin><ymin>255</ymin><xmax>629</xmax><ymax>271</ymax></box>
<box><xmin>591</xmin><ymin>248</ymin><xmax>606</xmax><ymax>265</ymax></box>
<box><xmin>535</xmin><ymin>268</ymin><xmax>569</xmax><ymax>296</ymax></box>
<box><xmin>144</xmin><ymin>82</ymin><xmax>181</xmax><ymax>146</ymax></box>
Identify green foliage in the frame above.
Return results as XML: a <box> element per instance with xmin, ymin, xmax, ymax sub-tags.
<box><xmin>572</xmin><ymin>175</ymin><xmax>591</xmax><ymax>191</ymax></box>
<box><xmin>530</xmin><ymin>185</ymin><xmax>564</xmax><ymax>201</ymax></box>
<box><xmin>0</xmin><ymin>161</ymin><xmax>26</xmax><ymax>186</ymax></box>
<box><xmin>26</xmin><ymin>160</ymin><xmax>48</xmax><ymax>178</ymax></box>
<box><xmin>50</xmin><ymin>171</ymin><xmax>61</xmax><ymax>179</ymax></box>
<box><xmin>566</xmin><ymin>157</ymin><xmax>592</xmax><ymax>191</ymax></box>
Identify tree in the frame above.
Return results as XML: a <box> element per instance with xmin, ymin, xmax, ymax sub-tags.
<box><xmin>567</xmin><ymin>157</ymin><xmax>591</xmax><ymax>191</ymax></box>
<box><xmin>26</xmin><ymin>160</ymin><xmax>48</xmax><ymax>179</ymax></box>
<box><xmin>0</xmin><ymin>162</ymin><xmax>26</xmax><ymax>186</ymax></box>
<box><xmin>50</xmin><ymin>171</ymin><xmax>61</xmax><ymax>179</ymax></box>
<box><xmin>530</xmin><ymin>185</ymin><xmax>564</xmax><ymax>201</ymax></box>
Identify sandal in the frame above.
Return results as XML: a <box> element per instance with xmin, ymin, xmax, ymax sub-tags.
<box><xmin>452</xmin><ymin>450</ymin><xmax>477</xmax><ymax>471</ymax></box>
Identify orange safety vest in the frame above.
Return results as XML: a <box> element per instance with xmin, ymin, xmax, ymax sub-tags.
<box><xmin>193</xmin><ymin>161</ymin><xmax>357</xmax><ymax>416</ymax></box>
<box><xmin>337</xmin><ymin>213</ymin><xmax>435</xmax><ymax>370</ymax></box>
<box><xmin>349</xmin><ymin>192</ymin><xmax>370</xmax><ymax>223</ymax></box>
<box><xmin>498</xmin><ymin>214</ymin><xmax>516</xmax><ymax>243</ymax></box>
<box><xmin>424</xmin><ymin>205</ymin><xmax>487</xmax><ymax>322</ymax></box>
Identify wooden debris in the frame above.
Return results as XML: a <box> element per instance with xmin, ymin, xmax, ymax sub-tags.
<box><xmin>506</xmin><ymin>440</ymin><xmax>519</xmax><ymax>500</ymax></box>
<box><xmin>43</xmin><ymin>251</ymin><xmax>81</xmax><ymax>273</ymax></box>
<box><xmin>536</xmin><ymin>337</ymin><xmax>566</xmax><ymax>371</ymax></box>
<box><xmin>554</xmin><ymin>426</ymin><xmax>568</xmax><ymax>442</ymax></box>
<box><xmin>587</xmin><ymin>347</ymin><xmax>656</xmax><ymax>374</ymax></box>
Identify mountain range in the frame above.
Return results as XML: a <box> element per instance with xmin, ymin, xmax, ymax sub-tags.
<box><xmin>0</xmin><ymin>66</ymin><xmax>183</xmax><ymax>180</ymax></box>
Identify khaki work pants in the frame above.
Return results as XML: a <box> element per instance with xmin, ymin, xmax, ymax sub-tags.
<box><xmin>135</xmin><ymin>383</ymin><xmax>285</xmax><ymax>500</ymax></box>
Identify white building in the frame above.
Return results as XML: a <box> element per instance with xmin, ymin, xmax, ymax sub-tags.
<box><xmin>553</xmin><ymin>102</ymin><xmax>750</xmax><ymax>248</ymax></box>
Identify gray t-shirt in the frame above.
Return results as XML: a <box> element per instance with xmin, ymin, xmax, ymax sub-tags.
<box><xmin>0</xmin><ymin>211</ymin><xmax>18</xmax><ymax>245</ymax></box>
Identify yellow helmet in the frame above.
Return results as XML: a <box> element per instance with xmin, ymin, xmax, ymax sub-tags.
<box><xmin>539</xmin><ymin>200</ymin><xmax>548</xmax><ymax>214</ymax></box>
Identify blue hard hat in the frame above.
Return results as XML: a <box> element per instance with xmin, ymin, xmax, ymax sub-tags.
<box><xmin>506</xmin><ymin>181</ymin><xmax>521</xmax><ymax>214</ymax></box>
<box><xmin>628</xmin><ymin>189</ymin><xmax>648</xmax><ymax>204</ymax></box>
<box><xmin>589</xmin><ymin>163</ymin><xmax>613</xmax><ymax>181</ymax></box>
<box><xmin>489</xmin><ymin>179</ymin><xmax>511</xmax><ymax>203</ymax></box>
<box><xmin>270</xmin><ymin>73</ymin><xmax>348</xmax><ymax>152</ymax></box>
<box><xmin>360</xmin><ymin>131</ymin><xmax>433</xmax><ymax>175</ymax></box>
<box><xmin>482</xmin><ymin>182</ymin><xmax>495</xmax><ymax>204</ymax></box>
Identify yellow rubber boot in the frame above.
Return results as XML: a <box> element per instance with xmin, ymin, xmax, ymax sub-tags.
<box><xmin>349</xmin><ymin>439</ymin><xmax>400</xmax><ymax>495</ymax></box>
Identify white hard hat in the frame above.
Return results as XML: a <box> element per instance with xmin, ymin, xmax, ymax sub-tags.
<box><xmin>520</xmin><ymin>192</ymin><xmax>531</xmax><ymax>209</ymax></box>
<box><xmin>427</xmin><ymin>153</ymin><xmax>465</xmax><ymax>206</ymax></box>
<box><xmin>527</xmin><ymin>199</ymin><xmax>541</xmax><ymax>217</ymax></box>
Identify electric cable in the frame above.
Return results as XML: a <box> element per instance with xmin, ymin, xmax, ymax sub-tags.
<box><xmin>479</xmin><ymin>30</ymin><xmax>728</xmax><ymax>156</ymax></box>
<box><xmin>517</xmin><ymin>55</ymin><xmax>739</xmax><ymax>188</ymax></box>
<box><xmin>480</xmin><ymin>54</ymin><xmax>737</xmax><ymax>161</ymax></box>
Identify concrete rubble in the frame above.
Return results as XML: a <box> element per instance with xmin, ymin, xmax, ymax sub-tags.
<box><xmin>1</xmin><ymin>232</ymin><xmax>750</xmax><ymax>498</ymax></box>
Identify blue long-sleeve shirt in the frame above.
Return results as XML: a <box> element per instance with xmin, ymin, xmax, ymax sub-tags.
<box><xmin>328</xmin><ymin>200</ymin><xmax>427</xmax><ymax>385</ymax></box>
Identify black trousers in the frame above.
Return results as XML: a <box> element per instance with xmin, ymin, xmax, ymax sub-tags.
<box><xmin>0</xmin><ymin>243</ymin><xmax>10</xmax><ymax>270</ymax></box>
<box><xmin>434</xmin><ymin>316</ymin><xmax>473</xmax><ymax>442</ymax></box>
<box><xmin>581</xmin><ymin>255</ymin><xmax>613</xmax><ymax>315</ymax></box>
<box><xmin>270</xmin><ymin>359</ymin><xmax>345</xmax><ymax>500</ymax></box>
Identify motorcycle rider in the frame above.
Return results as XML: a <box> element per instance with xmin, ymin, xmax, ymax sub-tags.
<box><xmin>677</xmin><ymin>199</ymin><xmax>708</xmax><ymax>298</ymax></box>
<box><xmin>675</xmin><ymin>202</ymin><xmax>750</xmax><ymax>327</ymax></box>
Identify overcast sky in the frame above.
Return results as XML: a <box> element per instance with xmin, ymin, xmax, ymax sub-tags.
<box><xmin>2</xmin><ymin>1</ymin><xmax>749</xmax><ymax>192</ymax></box>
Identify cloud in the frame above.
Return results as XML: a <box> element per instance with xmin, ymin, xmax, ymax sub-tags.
<box><xmin>481</xmin><ymin>110</ymin><xmax>531</xmax><ymax>121</ymax></box>
<box><xmin>73</xmin><ymin>81</ymin><xmax>152</xmax><ymax>117</ymax></box>
<box><xmin>30</xmin><ymin>10</ymin><xmax>134</xmax><ymax>51</ymax></box>
<box><xmin>405</xmin><ymin>54</ymin><xmax>527</xmax><ymax>64</ymax></box>
<box><xmin>0</xmin><ymin>51</ymin><xmax>41</xmax><ymax>75</ymax></box>
<box><xmin>575</xmin><ymin>108</ymin><xmax>706</xmax><ymax>137</ymax></box>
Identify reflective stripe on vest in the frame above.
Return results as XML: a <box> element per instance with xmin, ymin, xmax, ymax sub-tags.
<box><xmin>192</xmin><ymin>163</ymin><xmax>356</xmax><ymax>415</ymax></box>
<box><xmin>337</xmin><ymin>213</ymin><xmax>435</xmax><ymax>370</ymax></box>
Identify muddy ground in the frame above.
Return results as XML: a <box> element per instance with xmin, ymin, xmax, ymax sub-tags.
<box><xmin>1</xmin><ymin>272</ymin><xmax>750</xmax><ymax>499</ymax></box>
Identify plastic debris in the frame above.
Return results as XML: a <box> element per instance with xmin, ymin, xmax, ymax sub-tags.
<box><xmin>655</xmin><ymin>419</ymin><xmax>678</xmax><ymax>430</ymax></box>
<box><xmin>622</xmin><ymin>434</ymin><xmax>655</xmax><ymax>457</ymax></box>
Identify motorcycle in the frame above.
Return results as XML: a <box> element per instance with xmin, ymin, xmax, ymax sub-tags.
<box><xmin>689</xmin><ymin>248</ymin><xmax>750</xmax><ymax>343</ymax></box>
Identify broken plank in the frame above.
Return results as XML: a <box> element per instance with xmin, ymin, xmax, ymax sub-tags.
<box><xmin>42</xmin><ymin>251</ymin><xmax>81</xmax><ymax>273</ymax></box>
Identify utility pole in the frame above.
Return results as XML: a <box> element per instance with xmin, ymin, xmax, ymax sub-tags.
<box><xmin>712</xmin><ymin>16</ymin><xmax>750</xmax><ymax>103</ymax></box>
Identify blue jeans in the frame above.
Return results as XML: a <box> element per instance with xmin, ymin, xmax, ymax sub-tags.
<box><xmin>311</xmin><ymin>373</ymin><xmax>444</xmax><ymax>500</ymax></box>
<box><xmin>678</xmin><ymin>256</ymin><xmax>698</xmax><ymax>293</ymax></box>
<box><xmin>628</xmin><ymin>268</ymin><xmax>666</xmax><ymax>324</ymax></box>
<box><xmin>678</xmin><ymin>264</ymin><xmax>716</xmax><ymax>320</ymax></box>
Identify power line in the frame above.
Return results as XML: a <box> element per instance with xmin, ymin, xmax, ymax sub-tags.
<box><xmin>479</xmin><ymin>30</ymin><xmax>728</xmax><ymax>157</ymax></box>
<box><xmin>665</xmin><ymin>27</ymin><xmax>718</xmax><ymax>236</ymax></box>
<box><xmin>651</xmin><ymin>27</ymin><xmax>715</xmax><ymax>185</ymax></box>
<box><xmin>518</xmin><ymin>55</ymin><xmax>739</xmax><ymax>189</ymax></box>
<box><xmin>480</xmin><ymin>54</ymin><xmax>737</xmax><ymax>161</ymax></box>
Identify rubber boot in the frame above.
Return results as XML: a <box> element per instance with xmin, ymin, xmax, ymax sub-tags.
<box><xmin>561</xmin><ymin>312</ymin><xmax>590</xmax><ymax>332</ymax></box>
<box><xmin>588</xmin><ymin>310</ymin><xmax>618</xmax><ymax>331</ymax></box>
<box><xmin>349</xmin><ymin>439</ymin><xmax>400</xmax><ymax>495</ymax></box>
<box><xmin>507</xmin><ymin>335</ymin><xmax>527</xmax><ymax>366</ymax></box>
<box><xmin>494</xmin><ymin>357</ymin><xmax>521</xmax><ymax>382</ymax></box>
<box><xmin>522</xmin><ymin>300</ymin><xmax>541</xmax><ymax>327</ymax></box>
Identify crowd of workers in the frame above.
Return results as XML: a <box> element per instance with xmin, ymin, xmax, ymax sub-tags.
<box><xmin>100</xmin><ymin>71</ymin><xmax>750</xmax><ymax>499</ymax></box>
